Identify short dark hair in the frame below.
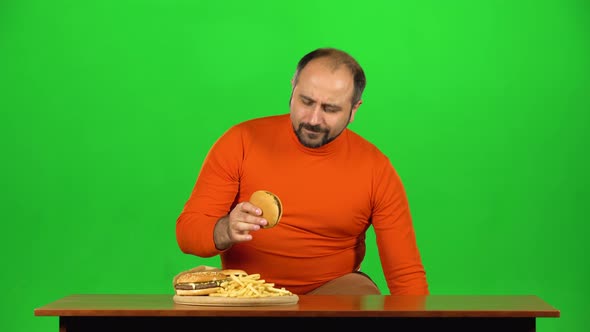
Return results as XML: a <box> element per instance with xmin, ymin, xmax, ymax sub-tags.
<box><xmin>293</xmin><ymin>48</ymin><xmax>366</xmax><ymax>106</ymax></box>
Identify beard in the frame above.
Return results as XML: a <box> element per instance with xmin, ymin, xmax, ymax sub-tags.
<box><xmin>295</xmin><ymin>123</ymin><xmax>332</xmax><ymax>148</ymax></box>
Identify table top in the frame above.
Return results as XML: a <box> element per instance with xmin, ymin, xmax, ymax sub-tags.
<box><xmin>34</xmin><ymin>294</ymin><xmax>560</xmax><ymax>318</ymax></box>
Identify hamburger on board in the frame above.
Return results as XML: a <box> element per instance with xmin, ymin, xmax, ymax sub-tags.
<box><xmin>173</xmin><ymin>267</ymin><xmax>248</xmax><ymax>296</ymax></box>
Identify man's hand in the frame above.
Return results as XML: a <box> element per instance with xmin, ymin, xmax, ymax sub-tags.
<box><xmin>213</xmin><ymin>202</ymin><xmax>268</xmax><ymax>250</ymax></box>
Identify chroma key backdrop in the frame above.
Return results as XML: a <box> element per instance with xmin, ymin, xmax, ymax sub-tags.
<box><xmin>1</xmin><ymin>1</ymin><xmax>588</xmax><ymax>331</ymax></box>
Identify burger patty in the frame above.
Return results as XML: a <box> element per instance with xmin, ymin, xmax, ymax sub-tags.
<box><xmin>174</xmin><ymin>280</ymin><xmax>226</xmax><ymax>290</ymax></box>
<box><xmin>272</xmin><ymin>194</ymin><xmax>282</xmax><ymax>217</ymax></box>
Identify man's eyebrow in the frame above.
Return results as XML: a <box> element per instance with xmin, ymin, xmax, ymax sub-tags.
<box><xmin>300</xmin><ymin>94</ymin><xmax>341</xmax><ymax>109</ymax></box>
<box><xmin>323</xmin><ymin>103</ymin><xmax>341</xmax><ymax>110</ymax></box>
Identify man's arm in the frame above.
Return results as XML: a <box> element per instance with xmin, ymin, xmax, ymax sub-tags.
<box><xmin>175</xmin><ymin>126</ymin><xmax>244</xmax><ymax>257</ymax></box>
<box><xmin>213</xmin><ymin>216</ymin><xmax>232</xmax><ymax>251</ymax></box>
<box><xmin>176</xmin><ymin>125</ymin><xmax>269</xmax><ymax>257</ymax></box>
<box><xmin>372</xmin><ymin>160</ymin><xmax>429</xmax><ymax>295</ymax></box>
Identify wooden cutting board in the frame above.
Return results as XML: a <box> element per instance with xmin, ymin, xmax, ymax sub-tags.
<box><xmin>173</xmin><ymin>294</ymin><xmax>299</xmax><ymax>306</ymax></box>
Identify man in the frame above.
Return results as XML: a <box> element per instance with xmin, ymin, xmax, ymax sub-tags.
<box><xmin>176</xmin><ymin>48</ymin><xmax>429</xmax><ymax>295</ymax></box>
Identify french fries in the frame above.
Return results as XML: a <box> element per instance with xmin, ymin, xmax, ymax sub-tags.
<box><xmin>209</xmin><ymin>273</ymin><xmax>293</xmax><ymax>298</ymax></box>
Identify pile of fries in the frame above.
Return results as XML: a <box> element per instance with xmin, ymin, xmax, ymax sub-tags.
<box><xmin>210</xmin><ymin>273</ymin><xmax>293</xmax><ymax>298</ymax></box>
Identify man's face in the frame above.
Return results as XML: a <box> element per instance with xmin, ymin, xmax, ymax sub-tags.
<box><xmin>289</xmin><ymin>58</ymin><xmax>361</xmax><ymax>148</ymax></box>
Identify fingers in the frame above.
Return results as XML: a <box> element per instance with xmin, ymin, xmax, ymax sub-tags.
<box><xmin>239</xmin><ymin>201</ymin><xmax>263</xmax><ymax>219</ymax></box>
<box><xmin>227</xmin><ymin>202</ymin><xmax>268</xmax><ymax>243</ymax></box>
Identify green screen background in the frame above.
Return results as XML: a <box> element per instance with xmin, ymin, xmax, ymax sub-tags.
<box><xmin>1</xmin><ymin>0</ymin><xmax>588</xmax><ymax>331</ymax></box>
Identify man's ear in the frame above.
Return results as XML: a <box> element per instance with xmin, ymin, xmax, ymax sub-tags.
<box><xmin>289</xmin><ymin>77</ymin><xmax>296</xmax><ymax>107</ymax></box>
<box><xmin>349</xmin><ymin>100</ymin><xmax>362</xmax><ymax>123</ymax></box>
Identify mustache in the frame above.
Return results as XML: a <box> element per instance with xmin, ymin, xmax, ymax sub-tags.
<box><xmin>299</xmin><ymin>123</ymin><xmax>329</xmax><ymax>133</ymax></box>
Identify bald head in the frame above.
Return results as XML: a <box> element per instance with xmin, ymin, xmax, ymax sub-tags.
<box><xmin>292</xmin><ymin>48</ymin><xmax>366</xmax><ymax>106</ymax></box>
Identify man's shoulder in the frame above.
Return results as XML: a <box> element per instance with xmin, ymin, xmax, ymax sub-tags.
<box><xmin>346</xmin><ymin>129</ymin><xmax>387</xmax><ymax>157</ymax></box>
<box><xmin>345</xmin><ymin>130</ymin><xmax>400</xmax><ymax>176</ymax></box>
<box><xmin>236</xmin><ymin>113</ymin><xmax>289</xmax><ymax>130</ymax></box>
<box><xmin>211</xmin><ymin>114</ymin><xmax>288</xmax><ymax>153</ymax></box>
<box><xmin>220</xmin><ymin>113</ymin><xmax>288</xmax><ymax>143</ymax></box>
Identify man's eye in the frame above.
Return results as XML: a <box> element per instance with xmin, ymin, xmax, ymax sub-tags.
<box><xmin>324</xmin><ymin>107</ymin><xmax>338</xmax><ymax>113</ymax></box>
<box><xmin>302</xmin><ymin>99</ymin><xmax>313</xmax><ymax>106</ymax></box>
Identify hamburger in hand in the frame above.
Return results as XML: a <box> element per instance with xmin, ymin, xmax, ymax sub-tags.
<box><xmin>173</xmin><ymin>267</ymin><xmax>247</xmax><ymax>296</ymax></box>
<box><xmin>249</xmin><ymin>190</ymin><xmax>283</xmax><ymax>228</ymax></box>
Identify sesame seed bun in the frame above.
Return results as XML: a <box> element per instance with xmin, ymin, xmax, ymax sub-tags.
<box><xmin>221</xmin><ymin>269</ymin><xmax>248</xmax><ymax>277</ymax></box>
<box><xmin>175</xmin><ymin>271</ymin><xmax>228</xmax><ymax>284</ymax></box>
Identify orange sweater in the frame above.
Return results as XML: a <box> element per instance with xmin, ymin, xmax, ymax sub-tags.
<box><xmin>176</xmin><ymin>114</ymin><xmax>429</xmax><ymax>295</ymax></box>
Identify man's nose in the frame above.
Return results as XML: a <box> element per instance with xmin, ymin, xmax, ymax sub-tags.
<box><xmin>307</xmin><ymin>106</ymin><xmax>323</xmax><ymax>125</ymax></box>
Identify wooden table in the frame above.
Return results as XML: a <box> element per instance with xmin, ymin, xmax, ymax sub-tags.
<box><xmin>34</xmin><ymin>294</ymin><xmax>560</xmax><ymax>332</ymax></box>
